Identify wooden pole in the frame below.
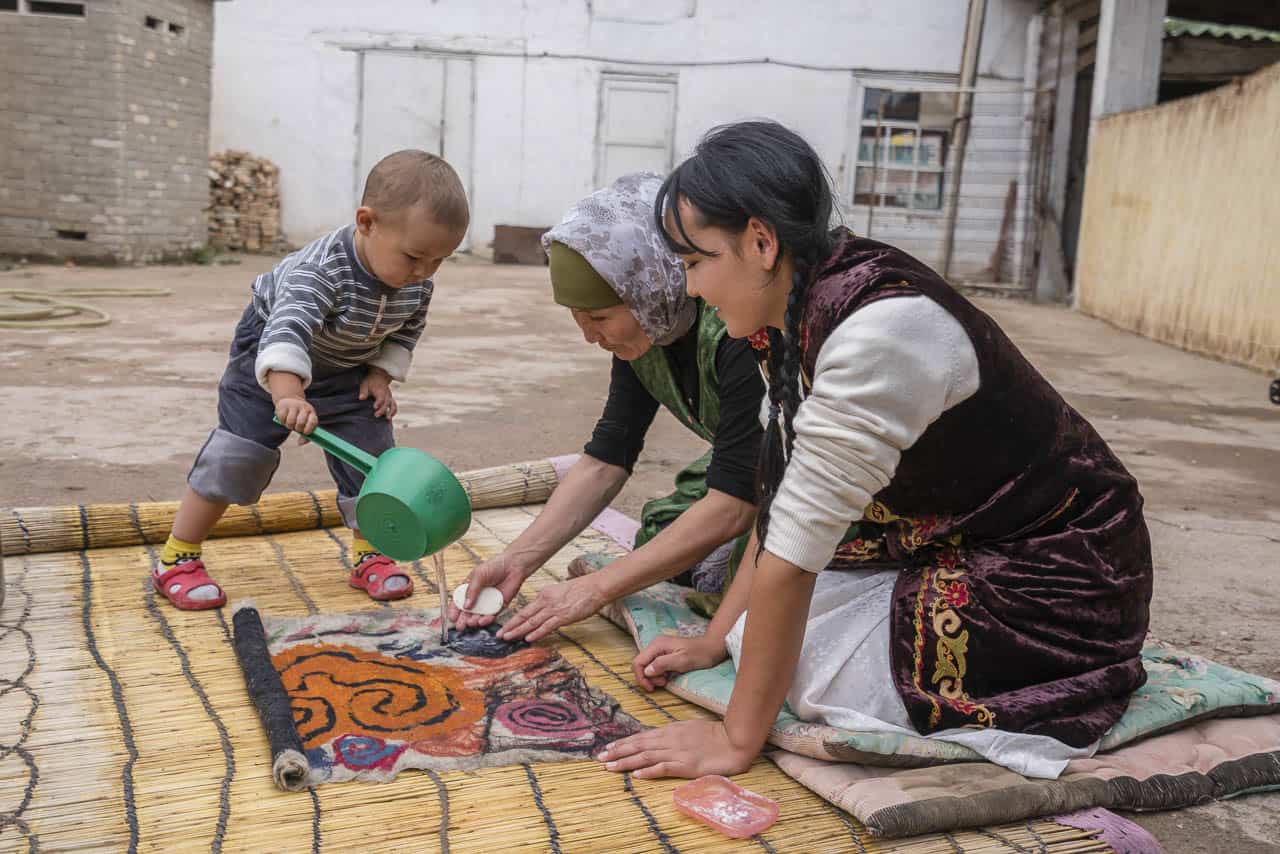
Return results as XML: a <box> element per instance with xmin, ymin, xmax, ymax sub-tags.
<box><xmin>866</xmin><ymin>100</ymin><xmax>885</xmax><ymax>238</ymax></box>
<box><xmin>940</xmin><ymin>0</ymin><xmax>989</xmax><ymax>279</ymax></box>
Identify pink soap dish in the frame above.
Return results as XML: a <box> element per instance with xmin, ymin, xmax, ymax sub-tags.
<box><xmin>672</xmin><ymin>775</ymin><xmax>780</xmax><ymax>839</ymax></box>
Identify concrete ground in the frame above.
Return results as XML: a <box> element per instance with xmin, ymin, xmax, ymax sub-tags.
<box><xmin>1</xmin><ymin>256</ymin><xmax>1277</xmax><ymax>853</ymax></box>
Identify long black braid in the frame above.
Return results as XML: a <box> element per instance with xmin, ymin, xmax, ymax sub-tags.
<box><xmin>754</xmin><ymin>260</ymin><xmax>819</xmax><ymax>552</ymax></box>
<box><xmin>654</xmin><ymin>121</ymin><xmax>837</xmax><ymax>551</ymax></box>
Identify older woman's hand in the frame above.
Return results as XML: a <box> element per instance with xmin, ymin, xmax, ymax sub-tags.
<box><xmin>448</xmin><ymin>552</ymin><xmax>529</xmax><ymax>631</ymax></box>
<box><xmin>496</xmin><ymin>576</ymin><xmax>607</xmax><ymax>643</ymax></box>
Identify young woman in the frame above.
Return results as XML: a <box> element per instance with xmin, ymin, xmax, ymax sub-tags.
<box><xmin>600</xmin><ymin>122</ymin><xmax>1152</xmax><ymax>780</ymax></box>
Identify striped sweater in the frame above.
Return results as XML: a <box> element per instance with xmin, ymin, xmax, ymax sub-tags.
<box><xmin>250</xmin><ymin>225</ymin><xmax>432</xmax><ymax>389</ymax></box>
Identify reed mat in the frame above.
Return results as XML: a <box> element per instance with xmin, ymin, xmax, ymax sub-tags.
<box><xmin>0</xmin><ymin>493</ymin><xmax>1116</xmax><ymax>852</ymax></box>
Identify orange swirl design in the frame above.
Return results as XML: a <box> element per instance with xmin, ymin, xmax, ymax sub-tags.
<box><xmin>272</xmin><ymin>644</ymin><xmax>484</xmax><ymax>749</ymax></box>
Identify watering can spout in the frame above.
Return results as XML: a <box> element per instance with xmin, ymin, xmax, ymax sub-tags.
<box><xmin>273</xmin><ymin>417</ymin><xmax>472</xmax><ymax>561</ymax></box>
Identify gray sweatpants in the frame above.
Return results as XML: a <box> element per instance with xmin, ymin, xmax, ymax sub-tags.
<box><xmin>187</xmin><ymin>305</ymin><xmax>394</xmax><ymax>528</ymax></box>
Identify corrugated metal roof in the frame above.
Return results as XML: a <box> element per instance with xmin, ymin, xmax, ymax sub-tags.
<box><xmin>1165</xmin><ymin>16</ymin><xmax>1280</xmax><ymax>43</ymax></box>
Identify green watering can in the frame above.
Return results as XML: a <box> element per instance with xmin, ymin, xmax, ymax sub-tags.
<box><xmin>275</xmin><ymin>418</ymin><xmax>472</xmax><ymax>562</ymax></box>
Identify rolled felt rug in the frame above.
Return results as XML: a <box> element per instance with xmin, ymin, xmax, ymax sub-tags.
<box><xmin>232</xmin><ymin>601</ymin><xmax>310</xmax><ymax>791</ymax></box>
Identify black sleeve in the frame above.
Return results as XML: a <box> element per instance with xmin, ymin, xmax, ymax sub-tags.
<box><xmin>705</xmin><ymin>336</ymin><xmax>766</xmax><ymax>504</ymax></box>
<box><xmin>583</xmin><ymin>355</ymin><xmax>661</xmax><ymax>473</ymax></box>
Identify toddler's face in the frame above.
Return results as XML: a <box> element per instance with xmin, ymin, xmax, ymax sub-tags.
<box><xmin>357</xmin><ymin>204</ymin><xmax>466</xmax><ymax>287</ymax></box>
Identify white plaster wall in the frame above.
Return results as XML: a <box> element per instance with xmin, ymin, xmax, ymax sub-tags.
<box><xmin>210</xmin><ymin>0</ymin><xmax>1037</xmax><ymax>250</ymax></box>
<box><xmin>672</xmin><ymin>64</ymin><xmax>854</xmax><ymax>179</ymax></box>
<box><xmin>211</xmin><ymin>31</ymin><xmax>359</xmax><ymax>240</ymax></box>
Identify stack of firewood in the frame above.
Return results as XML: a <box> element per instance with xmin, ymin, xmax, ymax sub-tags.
<box><xmin>207</xmin><ymin>151</ymin><xmax>285</xmax><ymax>252</ymax></box>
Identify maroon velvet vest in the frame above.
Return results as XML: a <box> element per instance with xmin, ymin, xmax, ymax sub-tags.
<box><xmin>802</xmin><ymin>230</ymin><xmax>1152</xmax><ymax>747</ymax></box>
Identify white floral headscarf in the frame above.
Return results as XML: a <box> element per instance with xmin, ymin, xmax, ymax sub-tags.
<box><xmin>541</xmin><ymin>172</ymin><xmax>695</xmax><ymax>346</ymax></box>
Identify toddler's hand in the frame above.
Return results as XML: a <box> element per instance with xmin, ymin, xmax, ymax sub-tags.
<box><xmin>360</xmin><ymin>367</ymin><xmax>397</xmax><ymax>420</ymax></box>
<box><xmin>275</xmin><ymin>397</ymin><xmax>318</xmax><ymax>435</ymax></box>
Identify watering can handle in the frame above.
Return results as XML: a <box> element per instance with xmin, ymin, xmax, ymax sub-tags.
<box><xmin>272</xmin><ymin>416</ymin><xmax>377</xmax><ymax>474</ymax></box>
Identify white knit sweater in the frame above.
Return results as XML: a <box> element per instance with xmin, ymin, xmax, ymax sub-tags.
<box><xmin>763</xmin><ymin>295</ymin><xmax>981</xmax><ymax>571</ymax></box>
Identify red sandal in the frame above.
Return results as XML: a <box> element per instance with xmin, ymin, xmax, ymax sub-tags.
<box><xmin>152</xmin><ymin>560</ymin><xmax>227</xmax><ymax>610</ymax></box>
<box><xmin>349</xmin><ymin>555</ymin><xmax>414</xmax><ymax>602</ymax></box>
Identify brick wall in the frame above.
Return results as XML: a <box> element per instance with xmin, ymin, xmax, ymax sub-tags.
<box><xmin>0</xmin><ymin>0</ymin><xmax>214</xmax><ymax>262</ymax></box>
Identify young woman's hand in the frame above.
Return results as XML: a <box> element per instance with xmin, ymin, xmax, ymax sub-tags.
<box><xmin>632</xmin><ymin>634</ymin><xmax>728</xmax><ymax>691</ymax></box>
<box><xmin>597</xmin><ymin>720</ymin><xmax>756</xmax><ymax>779</ymax></box>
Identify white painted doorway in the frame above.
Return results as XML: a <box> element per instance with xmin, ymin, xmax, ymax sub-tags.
<box><xmin>595</xmin><ymin>73</ymin><xmax>678</xmax><ymax>186</ymax></box>
<box><xmin>357</xmin><ymin>51</ymin><xmax>475</xmax><ymax>248</ymax></box>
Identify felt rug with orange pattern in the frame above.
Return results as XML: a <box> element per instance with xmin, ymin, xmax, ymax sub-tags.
<box><xmin>232</xmin><ymin>604</ymin><xmax>644</xmax><ymax>788</ymax></box>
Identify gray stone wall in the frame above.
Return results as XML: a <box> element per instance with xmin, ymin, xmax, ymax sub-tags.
<box><xmin>0</xmin><ymin>0</ymin><xmax>213</xmax><ymax>262</ymax></box>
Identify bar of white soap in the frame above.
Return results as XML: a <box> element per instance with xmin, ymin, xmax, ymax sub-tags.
<box><xmin>452</xmin><ymin>583</ymin><xmax>504</xmax><ymax>616</ymax></box>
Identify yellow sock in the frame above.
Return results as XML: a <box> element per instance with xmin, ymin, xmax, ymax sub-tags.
<box><xmin>352</xmin><ymin>535</ymin><xmax>379</xmax><ymax>564</ymax></box>
<box><xmin>161</xmin><ymin>535</ymin><xmax>202</xmax><ymax>568</ymax></box>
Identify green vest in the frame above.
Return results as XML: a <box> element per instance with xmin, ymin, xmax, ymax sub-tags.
<box><xmin>627</xmin><ymin>299</ymin><xmax>725</xmax><ymax>442</ymax></box>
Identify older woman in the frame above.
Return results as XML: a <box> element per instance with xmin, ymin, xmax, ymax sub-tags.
<box><xmin>450</xmin><ymin>173</ymin><xmax>766</xmax><ymax>641</ymax></box>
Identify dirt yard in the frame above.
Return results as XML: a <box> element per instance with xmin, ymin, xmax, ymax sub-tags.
<box><xmin>2</xmin><ymin>255</ymin><xmax>1277</xmax><ymax>852</ymax></box>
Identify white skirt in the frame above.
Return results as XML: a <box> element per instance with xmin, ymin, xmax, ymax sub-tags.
<box><xmin>724</xmin><ymin>568</ymin><xmax>1097</xmax><ymax>779</ymax></box>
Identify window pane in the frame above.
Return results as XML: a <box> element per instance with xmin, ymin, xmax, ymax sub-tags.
<box><xmin>857</xmin><ymin>127</ymin><xmax>880</xmax><ymax>162</ymax></box>
<box><xmin>0</xmin><ymin>0</ymin><xmax>19</xmax><ymax>10</ymax></box>
<box><xmin>884</xmin><ymin>92</ymin><xmax>920</xmax><ymax>121</ymax></box>
<box><xmin>919</xmin><ymin>131</ymin><xmax>947</xmax><ymax>169</ymax></box>
<box><xmin>861</xmin><ymin>89</ymin><xmax>886</xmax><ymax>120</ymax></box>
<box><xmin>879</xmin><ymin>169</ymin><xmax>914</xmax><ymax>207</ymax></box>
<box><xmin>862</xmin><ymin>88</ymin><xmax>920</xmax><ymax>121</ymax></box>
<box><xmin>853</xmin><ymin>166</ymin><xmax>876</xmax><ymax>203</ymax></box>
<box><xmin>888</xmin><ymin>129</ymin><xmax>918</xmax><ymax>165</ymax></box>
<box><xmin>914</xmin><ymin>172</ymin><xmax>944</xmax><ymax>210</ymax></box>
<box><xmin>855</xmin><ymin>167</ymin><xmax>913</xmax><ymax>208</ymax></box>
<box><xmin>860</xmin><ymin>124</ymin><xmax>922</xmax><ymax>163</ymax></box>
<box><xmin>29</xmin><ymin>0</ymin><xmax>85</xmax><ymax>14</ymax></box>
<box><xmin>919</xmin><ymin>92</ymin><xmax>956</xmax><ymax>129</ymax></box>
